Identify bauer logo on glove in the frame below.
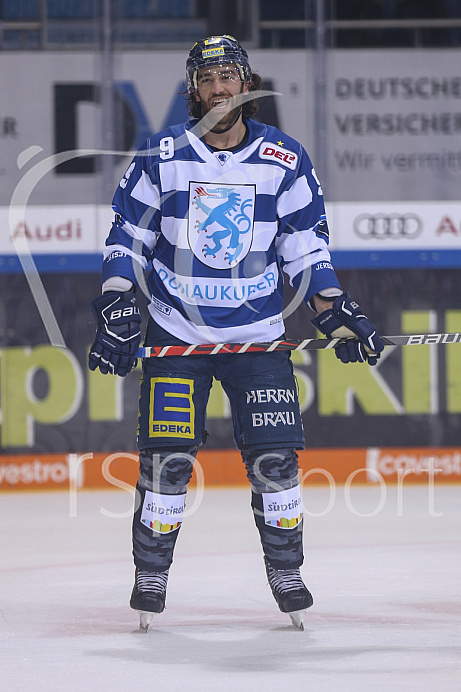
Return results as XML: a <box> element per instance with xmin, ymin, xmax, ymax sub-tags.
<box><xmin>311</xmin><ymin>292</ymin><xmax>384</xmax><ymax>366</ymax></box>
<box><xmin>88</xmin><ymin>291</ymin><xmax>142</xmax><ymax>376</ymax></box>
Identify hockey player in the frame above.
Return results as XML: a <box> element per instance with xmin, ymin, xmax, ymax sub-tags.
<box><xmin>89</xmin><ymin>35</ymin><xmax>384</xmax><ymax>630</ymax></box>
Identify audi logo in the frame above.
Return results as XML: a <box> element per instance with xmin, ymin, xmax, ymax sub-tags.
<box><xmin>353</xmin><ymin>213</ymin><xmax>422</xmax><ymax>239</ymax></box>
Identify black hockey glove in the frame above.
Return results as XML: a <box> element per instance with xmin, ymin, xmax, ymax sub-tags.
<box><xmin>88</xmin><ymin>291</ymin><xmax>142</xmax><ymax>376</ymax></box>
<box><xmin>311</xmin><ymin>292</ymin><xmax>384</xmax><ymax>366</ymax></box>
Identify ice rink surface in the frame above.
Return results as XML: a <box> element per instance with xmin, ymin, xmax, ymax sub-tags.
<box><xmin>1</xmin><ymin>482</ymin><xmax>460</xmax><ymax>691</ymax></box>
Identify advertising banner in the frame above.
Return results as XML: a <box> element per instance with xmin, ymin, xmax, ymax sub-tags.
<box><xmin>0</xmin><ymin>50</ymin><xmax>312</xmax><ymax>207</ymax></box>
<box><xmin>0</xmin><ymin>269</ymin><xmax>460</xmax><ymax>454</ymax></box>
<box><xmin>1</xmin><ymin>447</ymin><xmax>459</xmax><ymax>493</ymax></box>
<box><xmin>1</xmin><ymin>201</ymin><xmax>460</xmax><ymax>265</ymax></box>
<box><xmin>328</xmin><ymin>50</ymin><xmax>461</xmax><ymax>201</ymax></box>
<box><xmin>1</xmin><ymin>49</ymin><xmax>461</xmax><ymax>207</ymax></box>
<box><xmin>327</xmin><ymin>200</ymin><xmax>461</xmax><ymax>267</ymax></box>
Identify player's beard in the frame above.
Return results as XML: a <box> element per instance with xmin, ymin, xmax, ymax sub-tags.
<box><xmin>199</xmin><ymin>92</ymin><xmax>244</xmax><ymax>134</ymax></box>
<box><xmin>210</xmin><ymin>106</ymin><xmax>243</xmax><ymax>134</ymax></box>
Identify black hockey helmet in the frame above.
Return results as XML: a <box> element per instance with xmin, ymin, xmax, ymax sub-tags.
<box><xmin>186</xmin><ymin>35</ymin><xmax>252</xmax><ymax>92</ymax></box>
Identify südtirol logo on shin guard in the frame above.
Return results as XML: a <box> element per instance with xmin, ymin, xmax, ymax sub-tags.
<box><xmin>262</xmin><ymin>485</ymin><xmax>303</xmax><ymax>529</ymax></box>
<box><xmin>141</xmin><ymin>490</ymin><xmax>186</xmax><ymax>533</ymax></box>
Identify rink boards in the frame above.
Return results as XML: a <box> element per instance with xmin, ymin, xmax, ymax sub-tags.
<box><xmin>1</xmin><ymin>447</ymin><xmax>460</xmax><ymax>492</ymax></box>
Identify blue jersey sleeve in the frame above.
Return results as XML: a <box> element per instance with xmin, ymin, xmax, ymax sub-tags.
<box><xmin>274</xmin><ymin>144</ymin><xmax>341</xmax><ymax>302</ymax></box>
<box><xmin>102</xmin><ymin>138</ymin><xmax>161</xmax><ymax>287</ymax></box>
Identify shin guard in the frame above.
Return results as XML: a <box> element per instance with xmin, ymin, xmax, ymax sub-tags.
<box><xmin>243</xmin><ymin>448</ymin><xmax>304</xmax><ymax>570</ymax></box>
<box><xmin>132</xmin><ymin>446</ymin><xmax>197</xmax><ymax>572</ymax></box>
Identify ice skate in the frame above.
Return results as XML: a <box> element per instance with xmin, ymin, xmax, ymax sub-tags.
<box><xmin>139</xmin><ymin>611</ymin><xmax>154</xmax><ymax>632</ymax></box>
<box><xmin>265</xmin><ymin>558</ymin><xmax>313</xmax><ymax>630</ymax></box>
<box><xmin>288</xmin><ymin>610</ymin><xmax>306</xmax><ymax>630</ymax></box>
<box><xmin>130</xmin><ymin>568</ymin><xmax>169</xmax><ymax>631</ymax></box>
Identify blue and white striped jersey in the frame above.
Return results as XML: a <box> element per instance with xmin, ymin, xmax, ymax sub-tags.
<box><xmin>102</xmin><ymin>118</ymin><xmax>341</xmax><ymax>344</ymax></box>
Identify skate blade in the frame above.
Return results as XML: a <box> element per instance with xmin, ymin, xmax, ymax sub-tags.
<box><xmin>139</xmin><ymin>611</ymin><xmax>154</xmax><ymax>632</ymax></box>
<box><xmin>288</xmin><ymin>610</ymin><xmax>306</xmax><ymax>630</ymax></box>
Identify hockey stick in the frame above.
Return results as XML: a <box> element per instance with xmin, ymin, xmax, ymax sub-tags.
<box><xmin>137</xmin><ymin>332</ymin><xmax>461</xmax><ymax>358</ymax></box>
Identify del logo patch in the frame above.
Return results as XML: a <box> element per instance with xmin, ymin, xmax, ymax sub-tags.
<box><xmin>188</xmin><ymin>181</ymin><xmax>255</xmax><ymax>269</ymax></box>
<box><xmin>258</xmin><ymin>142</ymin><xmax>298</xmax><ymax>170</ymax></box>
<box><xmin>148</xmin><ymin>377</ymin><xmax>194</xmax><ymax>439</ymax></box>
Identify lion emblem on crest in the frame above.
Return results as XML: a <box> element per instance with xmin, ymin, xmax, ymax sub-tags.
<box><xmin>188</xmin><ymin>183</ymin><xmax>255</xmax><ymax>269</ymax></box>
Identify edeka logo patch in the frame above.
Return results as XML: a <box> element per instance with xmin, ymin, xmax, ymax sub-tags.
<box><xmin>262</xmin><ymin>485</ymin><xmax>303</xmax><ymax>530</ymax></box>
<box><xmin>141</xmin><ymin>490</ymin><xmax>186</xmax><ymax>534</ymax></box>
<box><xmin>149</xmin><ymin>377</ymin><xmax>194</xmax><ymax>439</ymax></box>
<box><xmin>202</xmin><ymin>46</ymin><xmax>225</xmax><ymax>59</ymax></box>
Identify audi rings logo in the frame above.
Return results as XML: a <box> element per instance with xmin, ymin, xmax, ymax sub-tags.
<box><xmin>353</xmin><ymin>213</ymin><xmax>422</xmax><ymax>240</ymax></box>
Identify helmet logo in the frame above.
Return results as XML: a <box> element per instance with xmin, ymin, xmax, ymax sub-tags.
<box><xmin>202</xmin><ymin>46</ymin><xmax>225</xmax><ymax>59</ymax></box>
<box><xmin>204</xmin><ymin>35</ymin><xmax>237</xmax><ymax>46</ymax></box>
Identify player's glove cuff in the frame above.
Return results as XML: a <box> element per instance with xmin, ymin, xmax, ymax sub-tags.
<box><xmin>89</xmin><ymin>291</ymin><xmax>142</xmax><ymax>376</ymax></box>
<box><xmin>311</xmin><ymin>292</ymin><xmax>384</xmax><ymax>365</ymax></box>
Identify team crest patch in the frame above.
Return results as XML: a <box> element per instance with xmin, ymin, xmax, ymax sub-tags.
<box><xmin>188</xmin><ymin>181</ymin><xmax>255</xmax><ymax>269</ymax></box>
